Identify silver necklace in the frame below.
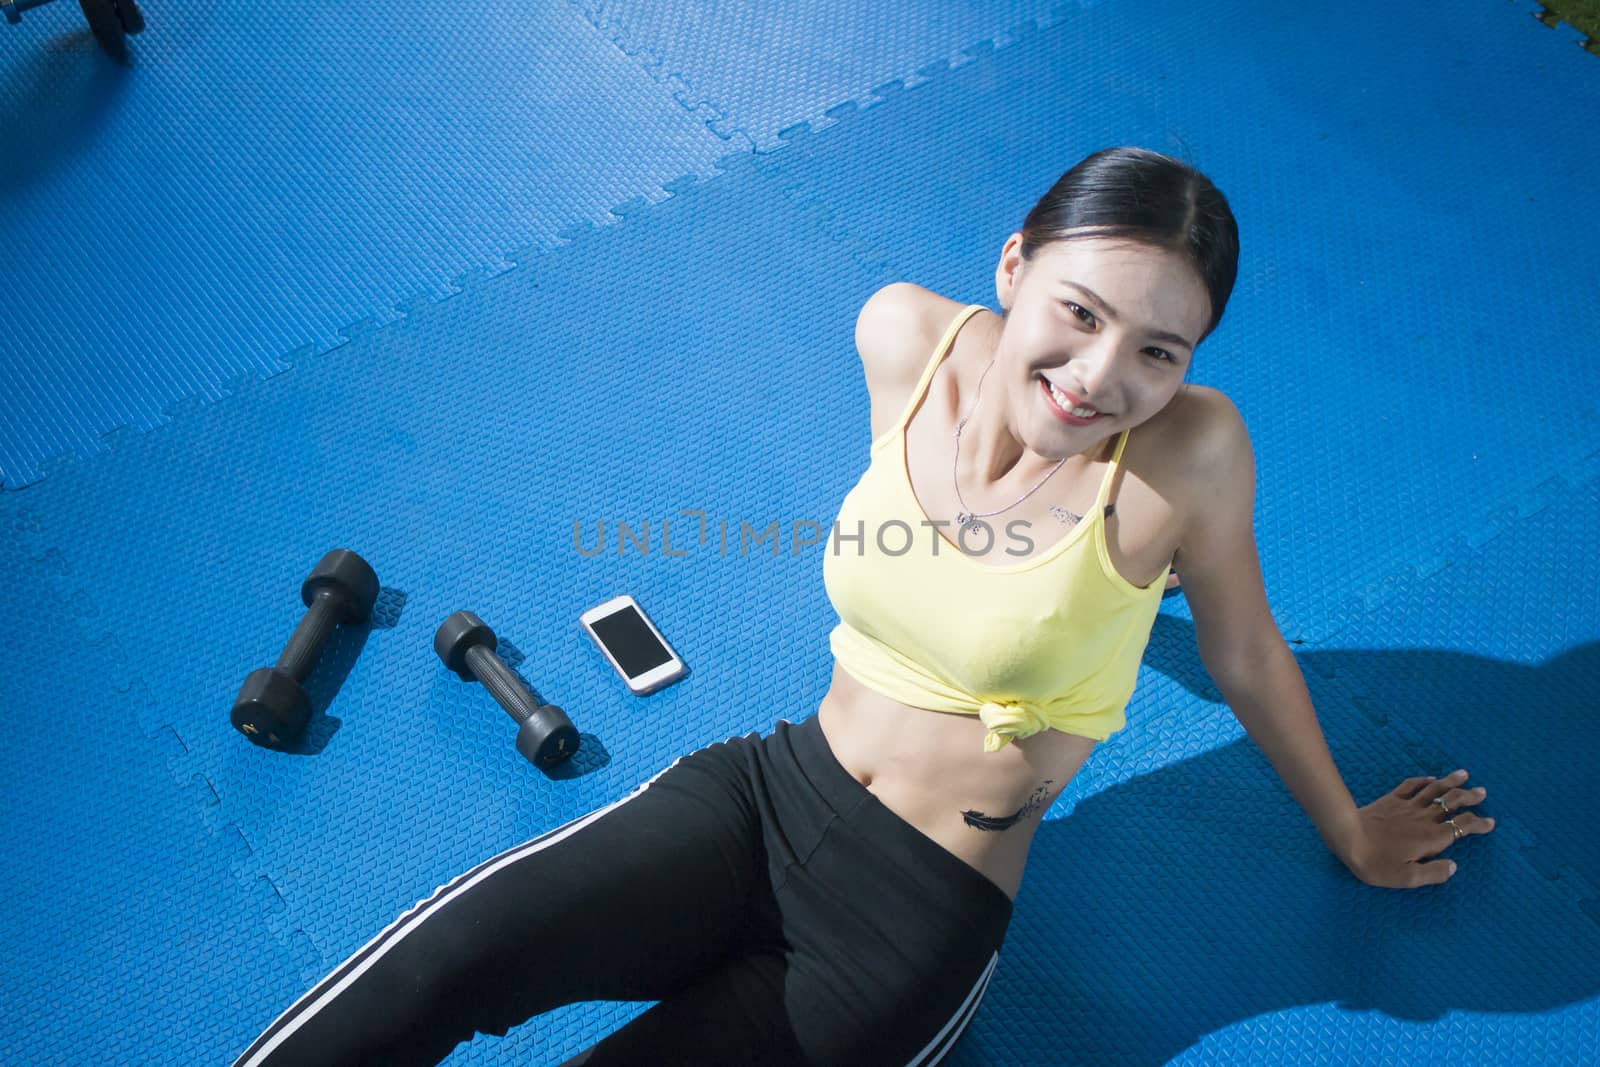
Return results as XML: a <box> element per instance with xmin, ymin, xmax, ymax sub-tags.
<box><xmin>951</xmin><ymin>356</ymin><xmax>1071</xmax><ymax>528</ymax></box>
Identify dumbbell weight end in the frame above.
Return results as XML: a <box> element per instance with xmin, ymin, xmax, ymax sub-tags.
<box><xmin>462</xmin><ymin>643</ymin><xmax>581</xmax><ymax>768</ymax></box>
<box><xmin>232</xmin><ymin>667</ymin><xmax>310</xmax><ymax>749</ymax></box>
<box><xmin>517</xmin><ymin>711</ymin><xmax>580</xmax><ymax>769</ymax></box>
<box><xmin>3</xmin><ymin>0</ymin><xmax>44</xmax><ymax>25</ymax></box>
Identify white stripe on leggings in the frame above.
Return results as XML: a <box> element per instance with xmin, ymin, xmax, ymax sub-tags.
<box><xmin>232</xmin><ymin>756</ymin><xmax>687</xmax><ymax>1067</ymax></box>
<box><xmin>905</xmin><ymin>949</ymin><xmax>999</xmax><ymax>1067</ymax></box>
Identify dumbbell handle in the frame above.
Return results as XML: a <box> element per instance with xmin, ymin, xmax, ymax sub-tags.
<box><xmin>463</xmin><ymin>645</ymin><xmax>541</xmax><ymax>724</ymax></box>
<box><xmin>276</xmin><ymin>588</ymin><xmax>341</xmax><ymax>683</ymax></box>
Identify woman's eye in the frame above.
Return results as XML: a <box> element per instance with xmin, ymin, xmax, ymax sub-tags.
<box><xmin>1065</xmin><ymin>302</ymin><xmax>1176</xmax><ymax>364</ymax></box>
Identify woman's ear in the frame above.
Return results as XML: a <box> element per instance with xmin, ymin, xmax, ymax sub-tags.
<box><xmin>994</xmin><ymin>232</ymin><xmax>1026</xmax><ymax>314</ymax></box>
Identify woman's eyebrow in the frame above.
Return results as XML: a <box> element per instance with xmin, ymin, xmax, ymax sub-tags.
<box><xmin>1060</xmin><ymin>281</ymin><xmax>1195</xmax><ymax>350</ymax></box>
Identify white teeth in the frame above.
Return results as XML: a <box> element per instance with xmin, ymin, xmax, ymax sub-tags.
<box><xmin>1046</xmin><ymin>380</ymin><xmax>1098</xmax><ymax>418</ymax></box>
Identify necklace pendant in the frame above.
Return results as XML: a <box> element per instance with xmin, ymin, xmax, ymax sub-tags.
<box><xmin>955</xmin><ymin>511</ymin><xmax>973</xmax><ymax>527</ymax></box>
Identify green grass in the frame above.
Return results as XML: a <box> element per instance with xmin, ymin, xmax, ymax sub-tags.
<box><xmin>1530</xmin><ymin>0</ymin><xmax>1600</xmax><ymax>56</ymax></box>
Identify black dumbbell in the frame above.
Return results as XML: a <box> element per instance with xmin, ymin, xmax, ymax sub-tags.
<box><xmin>233</xmin><ymin>549</ymin><xmax>381</xmax><ymax>749</ymax></box>
<box><xmin>434</xmin><ymin>611</ymin><xmax>580</xmax><ymax>769</ymax></box>
<box><xmin>2</xmin><ymin>0</ymin><xmax>146</xmax><ymax>58</ymax></box>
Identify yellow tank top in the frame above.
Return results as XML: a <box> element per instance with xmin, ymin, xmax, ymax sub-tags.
<box><xmin>822</xmin><ymin>303</ymin><xmax>1172</xmax><ymax>753</ymax></box>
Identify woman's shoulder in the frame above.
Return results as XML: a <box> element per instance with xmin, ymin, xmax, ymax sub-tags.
<box><xmin>1131</xmin><ymin>384</ymin><xmax>1249</xmax><ymax>513</ymax></box>
<box><xmin>1152</xmin><ymin>383</ymin><xmax>1240</xmax><ymax>442</ymax></box>
<box><xmin>855</xmin><ymin>283</ymin><xmax>984</xmax><ymax>389</ymax></box>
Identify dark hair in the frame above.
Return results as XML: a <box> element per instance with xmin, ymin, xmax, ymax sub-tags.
<box><xmin>1016</xmin><ymin>146</ymin><xmax>1239</xmax><ymax>347</ymax></box>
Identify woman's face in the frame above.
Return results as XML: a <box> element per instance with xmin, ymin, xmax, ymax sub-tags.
<box><xmin>993</xmin><ymin>233</ymin><xmax>1214</xmax><ymax>452</ymax></box>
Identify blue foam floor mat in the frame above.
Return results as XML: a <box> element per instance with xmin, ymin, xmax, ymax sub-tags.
<box><xmin>3</xmin><ymin>0</ymin><xmax>1598</xmax><ymax>1062</ymax></box>
<box><xmin>0</xmin><ymin>0</ymin><xmax>740</xmax><ymax>491</ymax></box>
<box><xmin>3</xmin><ymin>159</ymin><xmax>884</xmax><ymax>1063</ymax></box>
<box><xmin>0</xmin><ymin>515</ymin><xmax>314</xmax><ymax>1063</ymax></box>
<box><xmin>574</xmin><ymin>0</ymin><xmax>1104</xmax><ymax>150</ymax></box>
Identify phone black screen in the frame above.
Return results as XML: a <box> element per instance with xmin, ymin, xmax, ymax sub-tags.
<box><xmin>592</xmin><ymin>605</ymin><xmax>672</xmax><ymax>678</ymax></box>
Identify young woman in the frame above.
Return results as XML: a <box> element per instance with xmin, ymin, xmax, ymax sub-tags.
<box><xmin>233</xmin><ymin>146</ymin><xmax>1493</xmax><ymax>1067</ymax></box>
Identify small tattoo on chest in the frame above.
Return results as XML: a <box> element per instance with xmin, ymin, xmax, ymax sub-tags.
<box><xmin>1047</xmin><ymin>505</ymin><xmax>1082</xmax><ymax>526</ymax></box>
<box><xmin>960</xmin><ymin>780</ymin><xmax>1055</xmax><ymax>832</ymax></box>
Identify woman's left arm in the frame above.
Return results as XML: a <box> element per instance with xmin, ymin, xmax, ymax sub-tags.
<box><xmin>1170</xmin><ymin>394</ymin><xmax>1495</xmax><ymax>889</ymax></box>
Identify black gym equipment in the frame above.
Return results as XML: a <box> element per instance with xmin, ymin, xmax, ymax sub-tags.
<box><xmin>1</xmin><ymin>0</ymin><xmax>145</xmax><ymax>57</ymax></box>
<box><xmin>435</xmin><ymin>610</ymin><xmax>580</xmax><ymax>770</ymax></box>
<box><xmin>232</xmin><ymin>549</ymin><xmax>381</xmax><ymax>749</ymax></box>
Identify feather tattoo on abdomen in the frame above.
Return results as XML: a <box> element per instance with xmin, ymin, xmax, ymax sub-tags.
<box><xmin>961</xmin><ymin>780</ymin><xmax>1055</xmax><ymax>832</ymax></box>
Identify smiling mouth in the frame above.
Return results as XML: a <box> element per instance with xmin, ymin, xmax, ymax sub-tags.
<box><xmin>1039</xmin><ymin>376</ymin><xmax>1108</xmax><ymax>421</ymax></box>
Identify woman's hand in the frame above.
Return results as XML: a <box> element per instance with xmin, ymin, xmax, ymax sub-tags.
<box><xmin>1347</xmin><ymin>770</ymin><xmax>1496</xmax><ymax>888</ymax></box>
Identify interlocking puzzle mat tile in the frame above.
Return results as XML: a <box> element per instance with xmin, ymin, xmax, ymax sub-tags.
<box><xmin>0</xmin><ymin>511</ymin><xmax>310</xmax><ymax>1063</ymax></box>
<box><xmin>995</xmin><ymin>691</ymin><xmax>1600</xmax><ymax>1065</ymax></box>
<box><xmin>0</xmin><ymin>0</ymin><xmax>737</xmax><ymax>491</ymax></box>
<box><xmin>1296</xmin><ymin>464</ymin><xmax>1600</xmax><ymax>930</ymax></box>
<box><xmin>578</xmin><ymin>0</ymin><xmax>1596</xmax><ymax>155</ymax></box>
<box><xmin>574</xmin><ymin>0</ymin><xmax>1101</xmax><ymax>150</ymax></box>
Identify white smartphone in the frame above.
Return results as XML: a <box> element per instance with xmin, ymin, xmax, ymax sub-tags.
<box><xmin>579</xmin><ymin>594</ymin><xmax>688</xmax><ymax>695</ymax></box>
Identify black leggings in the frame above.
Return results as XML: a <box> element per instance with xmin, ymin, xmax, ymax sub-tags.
<box><xmin>231</xmin><ymin>713</ymin><xmax>1015</xmax><ymax>1066</ymax></box>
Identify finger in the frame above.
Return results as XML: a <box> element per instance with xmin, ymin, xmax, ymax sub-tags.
<box><xmin>1450</xmin><ymin>811</ymin><xmax>1496</xmax><ymax>836</ymax></box>
<box><xmin>1414</xmin><ymin>858</ymin><xmax>1456</xmax><ymax>887</ymax></box>
<box><xmin>1436</xmin><ymin>784</ymin><xmax>1488</xmax><ymax>815</ymax></box>
<box><xmin>1433</xmin><ymin>813</ymin><xmax>1494</xmax><ymax>858</ymax></box>
<box><xmin>1394</xmin><ymin>775</ymin><xmax>1440</xmax><ymax>798</ymax></box>
<box><xmin>1418</xmin><ymin>770</ymin><xmax>1469</xmax><ymax>804</ymax></box>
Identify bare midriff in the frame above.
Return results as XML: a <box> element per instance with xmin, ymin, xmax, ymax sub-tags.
<box><xmin>815</xmin><ymin>658</ymin><xmax>1100</xmax><ymax>904</ymax></box>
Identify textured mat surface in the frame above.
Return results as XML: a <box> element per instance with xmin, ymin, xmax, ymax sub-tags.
<box><xmin>574</xmin><ymin>0</ymin><xmax>1100</xmax><ymax>149</ymax></box>
<box><xmin>2</xmin><ymin>0</ymin><xmax>1597</xmax><ymax>1063</ymax></box>
<box><xmin>0</xmin><ymin>0</ymin><xmax>738</xmax><ymax>490</ymax></box>
<box><xmin>0</xmin><ymin>511</ymin><xmax>312</xmax><ymax>1063</ymax></box>
<box><xmin>4</xmin><ymin>156</ymin><xmax>884</xmax><ymax>1063</ymax></box>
